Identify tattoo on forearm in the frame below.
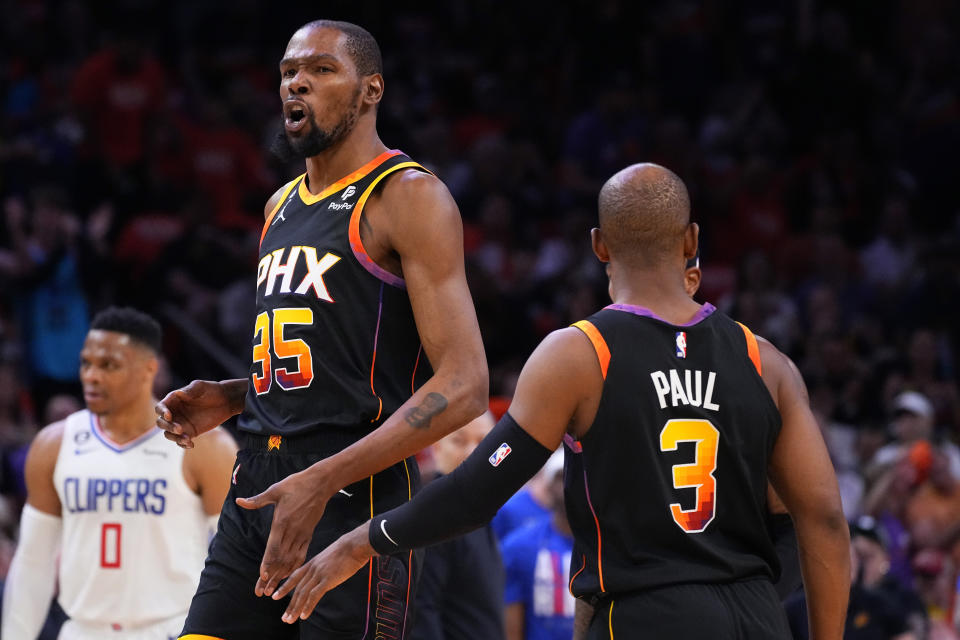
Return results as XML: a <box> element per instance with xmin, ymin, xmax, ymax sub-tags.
<box><xmin>404</xmin><ymin>392</ymin><xmax>448</xmax><ymax>429</ymax></box>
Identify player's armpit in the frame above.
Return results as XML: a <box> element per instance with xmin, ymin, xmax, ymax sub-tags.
<box><xmin>763</xmin><ymin>344</ymin><xmax>849</xmax><ymax>640</ymax></box>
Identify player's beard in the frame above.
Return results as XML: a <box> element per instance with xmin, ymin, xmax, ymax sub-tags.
<box><xmin>271</xmin><ymin>91</ymin><xmax>362</xmax><ymax>161</ymax></box>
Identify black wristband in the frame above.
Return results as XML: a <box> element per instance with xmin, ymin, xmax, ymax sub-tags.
<box><xmin>369</xmin><ymin>412</ymin><xmax>553</xmax><ymax>554</ymax></box>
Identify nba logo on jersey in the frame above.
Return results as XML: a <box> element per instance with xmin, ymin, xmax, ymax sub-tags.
<box><xmin>489</xmin><ymin>443</ymin><xmax>512</xmax><ymax>467</ymax></box>
<box><xmin>342</xmin><ymin>185</ymin><xmax>356</xmax><ymax>200</ymax></box>
<box><xmin>675</xmin><ymin>332</ymin><xmax>687</xmax><ymax>358</ymax></box>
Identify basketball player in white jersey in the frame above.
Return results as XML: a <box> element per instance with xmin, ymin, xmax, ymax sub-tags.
<box><xmin>2</xmin><ymin>307</ymin><xmax>237</xmax><ymax>640</ymax></box>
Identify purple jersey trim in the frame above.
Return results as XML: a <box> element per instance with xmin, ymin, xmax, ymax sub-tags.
<box><xmin>604</xmin><ymin>302</ymin><xmax>717</xmax><ymax>327</ymax></box>
<box><xmin>90</xmin><ymin>413</ymin><xmax>160</xmax><ymax>453</ymax></box>
<box><xmin>351</xmin><ymin>245</ymin><xmax>407</xmax><ymax>290</ymax></box>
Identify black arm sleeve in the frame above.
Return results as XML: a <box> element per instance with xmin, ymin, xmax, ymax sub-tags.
<box><xmin>369</xmin><ymin>412</ymin><xmax>553</xmax><ymax>554</ymax></box>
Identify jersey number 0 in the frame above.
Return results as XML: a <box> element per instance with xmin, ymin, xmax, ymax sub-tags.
<box><xmin>659</xmin><ymin>419</ymin><xmax>719</xmax><ymax>533</ymax></box>
<box><xmin>252</xmin><ymin>308</ymin><xmax>315</xmax><ymax>394</ymax></box>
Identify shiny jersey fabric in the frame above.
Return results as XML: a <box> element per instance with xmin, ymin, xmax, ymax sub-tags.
<box><xmin>241</xmin><ymin>150</ymin><xmax>432</xmax><ymax>436</ymax></box>
<box><xmin>564</xmin><ymin>304</ymin><xmax>782</xmax><ymax>601</ymax></box>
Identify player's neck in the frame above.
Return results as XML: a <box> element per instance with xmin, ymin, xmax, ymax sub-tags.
<box><xmin>302</xmin><ymin>128</ymin><xmax>387</xmax><ymax>195</ymax></box>
<box><xmin>609</xmin><ymin>267</ymin><xmax>703</xmax><ymax>324</ymax></box>
<box><xmin>95</xmin><ymin>398</ymin><xmax>158</xmax><ymax>445</ymax></box>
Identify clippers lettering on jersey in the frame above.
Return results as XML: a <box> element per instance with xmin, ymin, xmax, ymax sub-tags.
<box><xmin>649</xmin><ymin>369</ymin><xmax>720</xmax><ymax>411</ymax></box>
<box><xmin>675</xmin><ymin>332</ymin><xmax>687</xmax><ymax>358</ymax></box>
<box><xmin>489</xmin><ymin>443</ymin><xmax>512</xmax><ymax>467</ymax></box>
<box><xmin>62</xmin><ymin>477</ymin><xmax>167</xmax><ymax>514</ymax></box>
<box><xmin>256</xmin><ymin>246</ymin><xmax>342</xmax><ymax>302</ymax></box>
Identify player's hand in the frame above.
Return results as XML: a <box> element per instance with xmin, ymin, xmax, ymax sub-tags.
<box><xmin>235</xmin><ymin>469</ymin><xmax>331</xmax><ymax>598</ymax></box>
<box><xmin>155</xmin><ymin>380</ymin><xmax>242</xmax><ymax>448</ymax></box>
<box><xmin>271</xmin><ymin>523</ymin><xmax>374</xmax><ymax>623</ymax></box>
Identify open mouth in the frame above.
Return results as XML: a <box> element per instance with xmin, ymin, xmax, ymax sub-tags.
<box><xmin>284</xmin><ymin>102</ymin><xmax>308</xmax><ymax>132</ymax></box>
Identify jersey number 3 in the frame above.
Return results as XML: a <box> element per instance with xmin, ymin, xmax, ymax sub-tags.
<box><xmin>252</xmin><ymin>308</ymin><xmax>315</xmax><ymax>394</ymax></box>
<box><xmin>659</xmin><ymin>419</ymin><xmax>719</xmax><ymax>533</ymax></box>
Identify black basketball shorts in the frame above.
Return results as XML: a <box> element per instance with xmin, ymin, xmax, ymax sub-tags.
<box><xmin>180</xmin><ymin>430</ymin><xmax>422</xmax><ymax>640</ymax></box>
<box><xmin>590</xmin><ymin>578</ymin><xmax>791</xmax><ymax>640</ymax></box>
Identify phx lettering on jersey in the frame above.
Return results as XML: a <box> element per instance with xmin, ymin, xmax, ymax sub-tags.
<box><xmin>256</xmin><ymin>246</ymin><xmax>341</xmax><ymax>303</ymax></box>
<box><xmin>62</xmin><ymin>477</ymin><xmax>166</xmax><ymax>514</ymax></box>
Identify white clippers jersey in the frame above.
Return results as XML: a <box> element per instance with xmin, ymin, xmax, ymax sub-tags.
<box><xmin>52</xmin><ymin>410</ymin><xmax>209</xmax><ymax>628</ymax></box>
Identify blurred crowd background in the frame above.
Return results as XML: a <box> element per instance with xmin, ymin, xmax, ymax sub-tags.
<box><xmin>1</xmin><ymin>0</ymin><xmax>959</xmax><ymax>637</ymax></box>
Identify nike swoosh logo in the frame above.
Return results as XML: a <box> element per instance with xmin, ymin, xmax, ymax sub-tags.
<box><xmin>338</xmin><ymin>489</ymin><xmax>353</xmax><ymax>497</ymax></box>
<box><xmin>380</xmin><ymin>519</ymin><xmax>398</xmax><ymax>546</ymax></box>
<box><xmin>74</xmin><ymin>448</ymin><xmax>97</xmax><ymax>455</ymax></box>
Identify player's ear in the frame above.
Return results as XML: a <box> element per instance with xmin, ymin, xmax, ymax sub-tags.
<box><xmin>363</xmin><ymin>73</ymin><xmax>384</xmax><ymax>106</ymax></box>
<box><xmin>684</xmin><ymin>267</ymin><xmax>702</xmax><ymax>298</ymax></box>
<box><xmin>683</xmin><ymin>222</ymin><xmax>699</xmax><ymax>262</ymax></box>
<box><xmin>591</xmin><ymin>228</ymin><xmax>610</xmax><ymax>263</ymax></box>
<box><xmin>144</xmin><ymin>354</ymin><xmax>159</xmax><ymax>378</ymax></box>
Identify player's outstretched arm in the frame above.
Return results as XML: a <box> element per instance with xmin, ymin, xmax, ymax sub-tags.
<box><xmin>2</xmin><ymin>422</ymin><xmax>64</xmax><ymax>639</ymax></box>
<box><xmin>267</xmin><ymin>327</ymin><xmax>602</xmax><ymax>622</ymax></box>
<box><xmin>763</xmin><ymin>341</ymin><xmax>850</xmax><ymax>640</ymax></box>
<box><xmin>156</xmin><ymin>379</ymin><xmax>247</xmax><ymax>448</ymax></box>
<box><xmin>235</xmin><ymin>171</ymin><xmax>491</xmax><ymax>596</ymax></box>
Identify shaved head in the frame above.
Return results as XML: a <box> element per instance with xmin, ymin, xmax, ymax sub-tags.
<box><xmin>598</xmin><ymin>163</ymin><xmax>691</xmax><ymax>267</ymax></box>
<box><xmin>300</xmin><ymin>20</ymin><xmax>382</xmax><ymax>76</ymax></box>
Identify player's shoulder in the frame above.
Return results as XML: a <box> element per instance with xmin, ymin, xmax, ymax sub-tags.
<box><xmin>755</xmin><ymin>335</ymin><xmax>806</xmax><ymax>408</ymax></box>
<box><xmin>25</xmin><ymin>419</ymin><xmax>67</xmax><ymax>470</ymax></box>
<box><xmin>756</xmin><ymin>336</ymin><xmax>791</xmax><ymax>377</ymax></box>
<box><xmin>33</xmin><ymin>419</ymin><xmax>67</xmax><ymax>451</ymax></box>
<box><xmin>516</xmin><ymin>327</ymin><xmax>603</xmax><ymax>399</ymax></box>
<box><xmin>264</xmin><ymin>176</ymin><xmax>302</xmax><ymax>219</ymax></box>
<box><xmin>378</xmin><ymin>166</ymin><xmax>454</xmax><ymax>210</ymax></box>
<box><xmin>544</xmin><ymin>325</ymin><xmax>607</xmax><ymax>371</ymax></box>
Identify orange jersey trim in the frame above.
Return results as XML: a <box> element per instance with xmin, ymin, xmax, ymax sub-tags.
<box><xmin>736</xmin><ymin>321</ymin><xmax>762</xmax><ymax>376</ymax></box>
<box><xmin>348</xmin><ymin>161</ymin><xmax>427</xmax><ymax>289</ymax></box>
<box><xmin>572</xmin><ymin>320</ymin><xmax>610</xmax><ymax>380</ymax></box>
<box><xmin>260</xmin><ymin>177</ymin><xmax>301</xmax><ymax>247</ymax></box>
<box><xmin>180</xmin><ymin>636</ymin><xmax>225</xmax><ymax>640</ymax></box>
<box><xmin>298</xmin><ymin>149</ymin><xmax>403</xmax><ymax>205</ymax></box>
<box><xmin>568</xmin><ymin>554</ymin><xmax>586</xmax><ymax>596</ymax></box>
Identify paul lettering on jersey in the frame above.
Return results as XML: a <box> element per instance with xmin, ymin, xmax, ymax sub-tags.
<box><xmin>62</xmin><ymin>477</ymin><xmax>167</xmax><ymax>515</ymax></box>
<box><xmin>649</xmin><ymin>369</ymin><xmax>720</xmax><ymax>411</ymax></box>
<box><xmin>256</xmin><ymin>246</ymin><xmax>342</xmax><ymax>302</ymax></box>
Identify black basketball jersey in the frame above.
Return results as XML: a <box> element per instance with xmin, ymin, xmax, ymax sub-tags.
<box><xmin>564</xmin><ymin>303</ymin><xmax>782</xmax><ymax>601</ymax></box>
<box><xmin>239</xmin><ymin>150</ymin><xmax>433</xmax><ymax>436</ymax></box>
